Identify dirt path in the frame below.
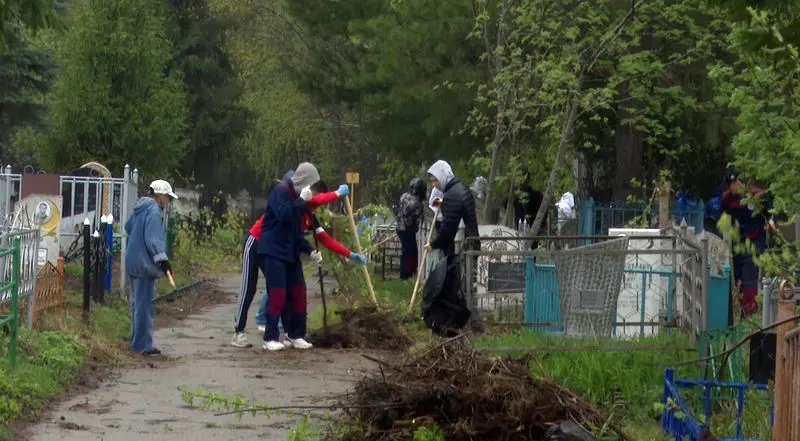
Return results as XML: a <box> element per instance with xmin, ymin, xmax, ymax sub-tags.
<box><xmin>25</xmin><ymin>273</ymin><xmax>377</xmax><ymax>441</ymax></box>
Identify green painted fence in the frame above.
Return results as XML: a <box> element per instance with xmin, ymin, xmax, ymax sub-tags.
<box><xmin>0</xmin><ymin>236</ymin><xmax>22</xmax><ymax>369</ymax></box>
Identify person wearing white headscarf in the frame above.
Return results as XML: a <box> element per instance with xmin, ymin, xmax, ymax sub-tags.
<box><xmin>555</xmin><ymin>192</ymin><xmax>576</xmax><ymax>233</ymax></box>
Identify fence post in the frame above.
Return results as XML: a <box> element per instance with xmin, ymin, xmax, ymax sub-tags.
<box><xmin>578</xmin><ymin>198</ymin><xmax>595</xmax><ymax>244</ymax></box>
<box><xmin>104</xmin><ymin>214</ymin><xmax>113</xmax><ymax>293</ymax></box>
<box><xmin>92</xmin><ymin>230</ymin><xmax>103</xmax><ymax>304</ymax></box>
<box><xmin>8</xmin><ymin>236</ymin><xmax>20</xmax><ymax>369</ymax></box>
<box><xmin>82</xmin><ymin>218</ymin><xmax>91</xmax><ymax>322</ymax></box>
<box><xmin>701</xmin><ymin>237</ymin><xmax>709</xmax><ymax>333</ymax></box>
<box><xmin>120</xmin><ymin>165</ymin><xmax>130</xmax><ymax>296</ymax></box>
<box><xmin>772</xmin><ymin>298</ymin><xmax>796</xmax><ymax>441</ymax></box>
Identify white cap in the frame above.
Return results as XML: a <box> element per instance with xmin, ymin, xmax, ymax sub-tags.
<box><xmin>149</xmin><ymin>180</ymin><xmax>178</xmax><ymax>199</ymax></box>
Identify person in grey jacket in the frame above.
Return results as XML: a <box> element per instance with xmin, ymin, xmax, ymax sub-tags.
<box><xmin>124</xmin><ymin>180</ymin><xmax>177</xmax><ymax>355</ymax></box>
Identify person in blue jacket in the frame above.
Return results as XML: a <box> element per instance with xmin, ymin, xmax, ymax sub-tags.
<box><xmin>259</xmin><ymin>162</ymin><xmax>321</xmax><ymax>351</ymax></box>
<box><xmin>124</xmin><ymin>179</ymin><xmax>177</xmax><ymax>355</ymax></box>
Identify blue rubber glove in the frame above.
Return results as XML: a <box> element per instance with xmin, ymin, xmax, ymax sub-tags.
<box><xmin>349</xmin><ymin>252</ymin><xmax>367</xmax><ymax>265</ymax></box>
<box><xmin>337</xmin><ymin>184</ymin><xmax>350</xmax><ymax>198</ymax></box>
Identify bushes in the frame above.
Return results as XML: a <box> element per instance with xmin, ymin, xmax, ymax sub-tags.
<box><xmin>171</xmin><ymin>208</ymin><xmax>246</xmax><ymax>276</ymax></box>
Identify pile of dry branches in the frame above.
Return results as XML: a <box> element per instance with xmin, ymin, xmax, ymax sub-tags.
<box><xmin>309</xmin><ymin>305</ymin><xmax>413</xmax><ymax>351</ymax></box>
<box><xmin>334</xmin><ymin>341</ymin><xmax>628</xmax><ymax>441</ymax></box>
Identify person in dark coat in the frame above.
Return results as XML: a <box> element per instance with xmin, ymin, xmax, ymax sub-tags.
<box><xmin>721</xmin><ymin>168</ymin><xmax>775</xmax><ymax>317</ymax></box>
<box><xmin>424</xmin><ymin>160</ymin><xmax>480</xmax><ymax>255</ymax></box>
<box><xmin>396</xmin><ymin>178</ymin><xmax>427</xmax><ymax>279</ymax></box>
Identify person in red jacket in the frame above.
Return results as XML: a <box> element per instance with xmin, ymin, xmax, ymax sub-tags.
<box><xmin>231</xmin><ymin>176</ymin><xmax>367</xmax><ymax>348</ymax></box>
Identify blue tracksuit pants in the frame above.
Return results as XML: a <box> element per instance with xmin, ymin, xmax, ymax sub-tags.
<box><xmin>260</xmin><ymin>256</ymin><xmax>306</xmax><ymax>342</ymax></box>
<box><xmin>129</xmin><ymin>276</ymin><xmax>157</xmax><ymax>352</ymax></box>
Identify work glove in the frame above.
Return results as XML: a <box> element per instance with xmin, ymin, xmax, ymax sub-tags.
<box><xmin>336</xmin><ymin>184</ymin><xmax>350</xmax><ymax>198</ymax></box>
<box><xmin>349</xmin><ymin>252</ymin><xmax>368</xmax><ymax>265</ymax></box>
<box><xmin>310</xmin><ymin>250</ymin><xmax>323</xmax><ymax>264</ymax></box>
<box><xmin>159</xmin><ymin>260</ymin><xmax>172</xmax><ymax>275</ymax></box>
<box><xmin>300</xmin><ymin>186</ymin><xmax>312</xmax><ymax>202</ymax></box>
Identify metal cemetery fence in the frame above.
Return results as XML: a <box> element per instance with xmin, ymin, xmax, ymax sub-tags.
<box><xmin>0</xmin><ymin>165</ymin><xmax>140</xmax><ymax>295</ymax></box>
<box><xmin>579</xmin><ymin>198</ymin><xmax>705</xmax><ymax>237</ymax></box>
<box><xmin>0</xmin><ymin>236</ymin><xmax>21</xmax><ymax>368</ymax></box>
<box><xmin>463</xmin><ymin>231</ymin><xmax>717</xmax><ymax>342</ymax></box>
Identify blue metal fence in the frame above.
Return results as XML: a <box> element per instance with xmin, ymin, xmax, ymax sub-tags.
<box><xmin>579</xmin><ymin>198</ymin><xmax>705</xmax><ymax>237</ymax></box>
<box><xmin>523</xmin><ymin>258</ymin><xmax>730</xmax><ymax>336</ymax></box>
<box><xmin>661</xmin><ymin>368</ymin><xmax>770</xmax><ymax>441</ymax></box>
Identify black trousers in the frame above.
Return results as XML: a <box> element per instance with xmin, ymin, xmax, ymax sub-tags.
<box><xmin>398</xmin><ymin>229</ymin><xmax>418</xmax><ymax>280</ymax></box>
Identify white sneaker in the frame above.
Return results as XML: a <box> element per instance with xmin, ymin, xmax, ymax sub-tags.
<box><xmin>257</xmin><ymin>325</ymin><xmax>266</xmax><ymax>333</ymax></box>
<box><xmin>230</xmin><ymin>332</ymin><xmax>252</xmax><ymax>348</ymax></box>
<box><xmin>286</xmin><ymin>338</ymin><xmax>313</xmax><ymax>350</ymax></box>
<box><xmin>262</xmin><ymin>340</ymin><xmax>285</xmax><ymax>351</ymax></box>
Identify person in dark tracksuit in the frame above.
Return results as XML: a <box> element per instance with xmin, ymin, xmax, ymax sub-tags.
<box><xmin>396</xmin><ymin>178</ymin><xmax>426</xmax><ymax>280</ymax></box>
<box><xmin>721</xmin><ymin>168</ymin><xmax>776</xmax><ymax>318</ymax></box>
<box><xmin>231</xmin><ymin>174</ymin><xmax>361</xmax><ymax>348</ymax></box>
<box><xmin>124</xmin><ymin>180</ymin><xmax>177</xmax><ymax>355</ymax></box>
<box><xmin>259</xmin><ymin>162</ymin><xmax>321</xmax><ymax>351</ymax></box>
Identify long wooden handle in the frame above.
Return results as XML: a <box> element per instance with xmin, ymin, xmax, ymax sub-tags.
<box><xmin>344</xmin><ymin>196</ymin><xmax>378</xmax><ymax>305</ymax></box>
<box><xmin>409</xmin><ymin>207</ymin><xmax>439</xmax><ymax>309</ymax></box>
<box><xmin>166</xmin><ymin>270</ymin><xmax>176</xmax><ymax>289</ymax></box>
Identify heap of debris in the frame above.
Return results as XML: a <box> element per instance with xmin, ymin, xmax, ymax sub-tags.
<box><xmin>333</xmin><ymin>342</ymin><xmax>628</xmax><ymax>441</ymax></box>
<box><xmin>309</xmin><ymin>305</ymin><xmax>413</xmax><ymax>351</ymax></box>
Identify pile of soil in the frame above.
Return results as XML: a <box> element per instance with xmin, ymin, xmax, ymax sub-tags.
<box><xmin>309</xmin><ymin>306</ymin><xmax>412</xmax><ymax>351</ymax></box>
<box><xmin>335</xmin><ymin>342</ymin><xmax>628</xmax><ymax>441</ymax></box>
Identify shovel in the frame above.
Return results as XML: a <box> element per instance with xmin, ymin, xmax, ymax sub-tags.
<box><xmin>312</xmin><ymin>235</ymin><xmax>329</xmax><ymax>334</ymax></box>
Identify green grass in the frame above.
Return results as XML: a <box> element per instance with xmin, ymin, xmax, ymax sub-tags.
<box><xmin>476</xmin><ymin>329</ymin><xmax>774</xmax><ymax>440</ymax></box>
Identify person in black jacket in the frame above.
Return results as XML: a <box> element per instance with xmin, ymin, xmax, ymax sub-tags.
<box><xmin>424</xmin><ymin>160</ymin><xmax>480</xmax><ymax>255</ymax></box>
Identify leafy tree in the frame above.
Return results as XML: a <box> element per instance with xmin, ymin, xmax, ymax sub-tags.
<box><xmin>0</xmin><ymin>24</ymin><xmax>55</xmax><ymax>164</ymax></box>
<box><xmin>32</xmin><ymin>0</ymin><xmax>188</xmax><ymax>177</ymax></box>
<box><xmin>166</xmin><ymin>0</ymin><xmax>252</xmax><ymax>201</ymax></box>
<box><xmin>0</xmin><ymin>0</ymin><xmax>61</xmax><ymax>49</ymax></box>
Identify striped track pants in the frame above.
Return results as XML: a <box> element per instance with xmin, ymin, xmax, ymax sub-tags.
<box><xmin>233</xmin><ymin>235</ymin><xmax>260</xmax><ymax>332</ymax></box>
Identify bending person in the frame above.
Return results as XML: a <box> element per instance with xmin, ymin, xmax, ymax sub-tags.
<box><xmin>252</xmin><ymin>181</ymin><xmax>367</xmax><ymax>334</ymax></box>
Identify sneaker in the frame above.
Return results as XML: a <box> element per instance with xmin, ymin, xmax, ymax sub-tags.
<box><xmin>230</xmin><ymin>332</ymin><xmax>252</xmax><ymax>348</ymax></box>
<box><xmin>262</xmin><ymin>340</ymin><xmax>285</xmax><ymax>351</ymax></box>
<box><xmin>286</xmin><ymin>338</ymin><xmax>313</xmax><ymax>350</ymax></box>
<box><xmin>257</xmin><ymin>325</ymin><xmax>266</xmax><ymax>333</ymax></box>
<box><xmin>141</xmin><ymin>348</ymin><xmax>161</xmax><ymax>356</ymax></box>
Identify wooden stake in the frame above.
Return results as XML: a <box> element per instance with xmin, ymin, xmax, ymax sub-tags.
<box><xmin>166</xmin><ymin>270</ymin><xmax>176</xmax><ymax>289</ymax></box>
<box><xmin>409</xmin><ymin>207</ymin><xmax>439</xmax><ymax>309</ymax></box>
<box><xmin>343</xmin><ymin>196</ymin><xmax>378</xmax><ymax>305</ymax></box>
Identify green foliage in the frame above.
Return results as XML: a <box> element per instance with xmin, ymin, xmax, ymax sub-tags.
<box><xmin>0</xmin><ymin>25</ymin><xmax>55</xmax><ymax>163</ymax></box>
<box><xmin>26</xmin><ymin>0</ymin><xmax>188</xmax><ymax>176</ymax></box>
<box><xmin>0</xmin><ymin>0</ymin><xmax>61</xmax><ymax>49</ymax></box>
<box><xmin>0</xmin><ymin>329</ymin><xmax>85</xmax><ymax>434</ymax></box>
<box><xmin>171</xmin><ymin>207</ymin><xmax>244</xmax><ymax>276</ymax></box>
<box><xmin>166</xmin><ymin>0</ymin><xmax>252</xmax><ymax>194</ymax></box>
<box><xmin>413</xmin><ymin>424</ymin><xmax>445</xmax><ymax>441</ymax></box>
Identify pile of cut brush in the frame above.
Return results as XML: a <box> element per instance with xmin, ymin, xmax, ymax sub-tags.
<box><xmin>332</xmin><ymin>341</ymin><xmax>629</xmax><ymax>441</ymax></box>
<box><xmin>308</xmin><ymin>305</ymin><xmax>412</xmax><ymax>351</ymax></box>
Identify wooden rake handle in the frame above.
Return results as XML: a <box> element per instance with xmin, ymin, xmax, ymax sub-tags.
<box><xmin>343</xmin><ymin>196</ymin><xmax>378</xmax><ymax>305</ymax></box>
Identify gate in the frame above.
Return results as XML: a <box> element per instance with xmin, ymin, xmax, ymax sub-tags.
<box><xmin>0</xmin><ymin>164</ymin><xmax>140</xmax><ymax>295</ymax></box>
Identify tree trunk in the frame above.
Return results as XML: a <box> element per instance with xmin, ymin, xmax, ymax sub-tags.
<box><xmin>531</xmin><ymin>98</ymin><xmax>579</xmax><ymax>236</ymax></box>
<box><xmin>481</xmin><ymin>0</ymin><xmax>510</xmax><ymax>222</ymax></box>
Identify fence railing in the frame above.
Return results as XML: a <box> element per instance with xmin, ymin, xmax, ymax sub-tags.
<box><xmin>0</xmin><ymin>237</ymin><xmax>21</xmax><ymax>369</ymax></box>
<box><xmin>773</xmin><ymin>292</ymin><xmax>800</xmax><ymax>441</ymax></box>
<box><xmin>579</xmin><ymin>198</ymin><xmax>705</xmax><ymax>237</ymax></box>
<box><xmin>462</xmin><ymin>230</ymin><xmax>714</xmax><ymax>342</ymax></box>
<box><xmin>661</xmin><ymin>368</ymin><xmax>770</xmax><ymax>441</ymax></box>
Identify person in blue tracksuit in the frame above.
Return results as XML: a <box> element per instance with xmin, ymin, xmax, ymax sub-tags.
<box><xmin>124</xmin><ymin>180</ymin><xmax>177</xmax><ymax>355</ymax></box>
<box><xmin>258</xmin><ymin>162</ymin><xmax>321</xmax><ymax>351</ymax></box>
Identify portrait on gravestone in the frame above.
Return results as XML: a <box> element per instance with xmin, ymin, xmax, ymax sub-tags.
<box><xmin>35</xmin><ymin>201</ymin><xmax>51</xmax><ymax>224</ymax></box>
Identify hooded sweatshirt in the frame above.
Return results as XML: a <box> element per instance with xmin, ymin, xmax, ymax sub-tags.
<box><xmin>291</xmin><ymin>162</ymin><xmax>320</xmax><ymax>193</ymax></box>
<box><xmin>124</xmin><ymin>197</ymin><xmax>168</xmax><ymax>279</ymax></box>
<box><xmin>428</xmin><ymin>160</ymin><xmax>454</xmax><ymax>191</ymax></box>
<box><xmin>258</xmin><ymin>174</ymin><xmax>315</xmax><ymax>261</ymax></box>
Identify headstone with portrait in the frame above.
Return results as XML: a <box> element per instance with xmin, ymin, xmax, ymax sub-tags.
<box><xmin>18</xmin><ymin>195</ymin><xmax>63</xmax><ymax>268</ymax></box>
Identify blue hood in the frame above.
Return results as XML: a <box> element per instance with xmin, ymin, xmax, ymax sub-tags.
<box><xmin>124</xmin><ymin>197</ymin><xmax>168</xmax><ymax>279</ymax></box>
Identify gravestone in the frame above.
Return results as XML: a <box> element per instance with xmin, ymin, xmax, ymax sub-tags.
<box><xmin>487</xmin><ymin>261</ymin><xmax>526</xmax><ymax>293</ymax></box>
